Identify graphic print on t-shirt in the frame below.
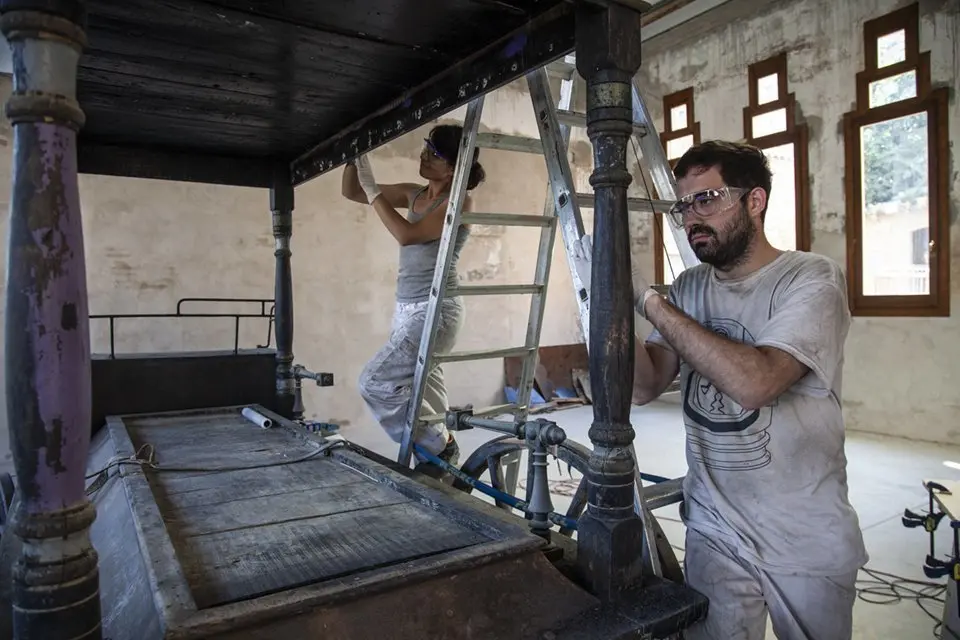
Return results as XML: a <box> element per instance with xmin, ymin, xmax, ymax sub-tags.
<box><xmin>682</xmin><ymin>318</ymin><xmax>774</xmax><ymax>472</ymax></box>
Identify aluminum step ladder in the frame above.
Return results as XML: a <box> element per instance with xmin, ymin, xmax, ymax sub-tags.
<box><xmin>396</xmin><ymin>65</ymin><xmax>580</xmax><ymax>469</ymax></box>
<box><xmin>395</xmin><ymin>59</ymin><xmax>698</xmax><ymax>577</ymax></box>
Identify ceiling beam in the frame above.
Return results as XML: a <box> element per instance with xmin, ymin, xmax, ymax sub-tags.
<box><xmin>289</xmin><ymin>2</ymin><xmax>576</xmax><ymax>186</ymax></box>
<box><xmin>77</xmin><ymin>140</ymin><xmax>278</xmax><ymax>188</ymax></box>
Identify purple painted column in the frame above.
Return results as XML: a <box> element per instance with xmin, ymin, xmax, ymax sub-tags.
<box><xmin>1</xmin><ymin>4</ymin><xmax>101</xmax><ymax>639</ymax></box>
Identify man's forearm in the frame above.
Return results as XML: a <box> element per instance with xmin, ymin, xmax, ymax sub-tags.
<box><xmin>644</xmin><ymin>295</ymin><xmax>783</xmax><ymax>409</ymax></box>
<box><xmin>632</xmin><ymin>342</ymin><xmax>668</xmax><ymax>405</ymax></box>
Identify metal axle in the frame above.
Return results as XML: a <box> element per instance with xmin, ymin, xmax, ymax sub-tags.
<box><xmin>445</xmin><ymin>407</ymin><xmax>566</xmax><ymax>539</ymax></box>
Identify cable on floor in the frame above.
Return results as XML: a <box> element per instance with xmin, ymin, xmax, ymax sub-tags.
<box><xmin>855</xmin><ymin>567</ymin><xmax>958</xmax><ymax>640</ymax></box>
<box><xmin>661</xmin><ymin>526</ymin><xmax>958</xmax><ymax>640</ymax></box>
<box><xmin>84</xmin><ymin>439</ymin><xmax>346</xmax><ymax>498</ymax></box>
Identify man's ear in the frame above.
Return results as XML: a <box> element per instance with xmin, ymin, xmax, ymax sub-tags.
<box><xmin>747</xmin><ymin>186</ymin><xmax>768</xmax><ymax>220</ymax></box>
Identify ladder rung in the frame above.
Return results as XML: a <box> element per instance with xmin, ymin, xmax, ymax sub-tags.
<box><xmin>639</xmin><ymin>477</ymin><xmax>684</xmax><ymax>511</ymax></box>
<box><xmin>447</xmin><ymin>284</ymin><xmax>543</xmax><ymax>296</ymax></box>
<box><xmin>556</xmin><ymin>109</ymin><xmax>648</xmax><ymax>137</ymax></box>
<box><xmin>462</xmin><ymin>213</ymin><xmax>555</xmax><ymax>228</ymax></box>
<box><xmin>476</xmin><ymin>133</ymin><xmax>543</xmax><ymax>155</ymax></box>
<box><xmin>420</xmin><ymin>403</ymin><xmax>518</xmax><ymax>425</ymax></box>
<box><xmin>575</xmin><ymin>192</ymin><xmax>673</xmax><ymax>213</ymax></box>
<box><xmin>434</xmin><ymin>346</ymin><xmax>535</xmax><ymax>364</ymax></box>
<box><xmin>545</xmin><ymin>55</ymin><xmax>578</xmax><ymax>80</ymax></box>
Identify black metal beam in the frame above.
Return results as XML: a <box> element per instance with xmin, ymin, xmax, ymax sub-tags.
<box><xmin>289</xmin><ymin>1</ymin><xmax>576</xmax><ymax>186</ymax></box>
<box><xmin>77</xmin><ymin>140</ymin><xmax>278</xmax><ymax>188</ymax></box>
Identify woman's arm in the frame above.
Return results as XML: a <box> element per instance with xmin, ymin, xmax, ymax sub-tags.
<box><xmin>341</xmin><ymin>162</ymin><xmax>419</xmax><ymax>209</ymax></box>
<box><xmin>372</xmin><ymin>194</ymin><xmax>472</xmax><ymax>246</ymax></box>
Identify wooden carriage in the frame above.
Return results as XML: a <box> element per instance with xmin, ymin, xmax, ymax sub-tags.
<box><xmin>0</xmin><ymin>1</ymin><xmax>707</xmax><ymax>638</ymax></box>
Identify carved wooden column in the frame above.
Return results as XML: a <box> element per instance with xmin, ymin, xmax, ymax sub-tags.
<box><xmin>575</xmin><ymin>1</ymin><xmax>646</xmax><ymax>601</ymax></box>
<box><xmin>271</xmin><ymin>165</ymin><xmax>296</xmax><ymax>418</ymax></box>
<box><xmin>0</xmin><ymin>2</ymin><xmax>102</xmax><ymax>638</ymax></box>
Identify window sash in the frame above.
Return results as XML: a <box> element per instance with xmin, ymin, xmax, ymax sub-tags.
<box><xmin>843</xmin><ymin>90</ymin><xmax>950</xmax><ymax>316</ymax></box>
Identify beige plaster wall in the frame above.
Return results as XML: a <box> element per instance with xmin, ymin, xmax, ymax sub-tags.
<box><xmin>633</xmin><ymin>0</ymin><xmax>960</xmax><ymax>444</ymax></box>
<box><xmin>1</xmin><ymin>0</ymin><xmax>955</xmax><ymax>475</ymax></box>
<box><xmin>0</xmin><ymin>74</ymin><xmax>592</xmax><ymax>470</ymax></box>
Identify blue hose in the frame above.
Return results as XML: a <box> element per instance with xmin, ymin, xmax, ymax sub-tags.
<box><xmin>640</xmin><ymin>472</ymin><xmax>671</xmax><ymax>484</ymax></box>
<box><xmin>413</xmin><ymin>444</ymin><xmax>580</xmax><ymax>532</ymax></box>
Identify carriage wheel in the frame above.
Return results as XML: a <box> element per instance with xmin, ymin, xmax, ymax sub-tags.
<box><xmin>453</xmin><ymin>435</ymin><xmax>684</xmax><ymax>584</ymax></box>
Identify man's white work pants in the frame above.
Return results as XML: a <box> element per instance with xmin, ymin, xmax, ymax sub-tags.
<box><xmin>683</xmin><ymin>527</ymin><xmax>858</xmax><ymax>640</ymax></box>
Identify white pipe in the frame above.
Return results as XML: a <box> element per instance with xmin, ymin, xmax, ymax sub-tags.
<box><xmin>241</xmin><ymin>407</ymin><xmax>273</xmax><ymax>429</ymax></box>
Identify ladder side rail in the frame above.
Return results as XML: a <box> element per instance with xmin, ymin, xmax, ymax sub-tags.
<box><xmin>397</xmin><ymin>97</ymin><xmax>486</xmax><ymax>466</ymax></box>
<box><xmin>536</xmin><ymin>77</ymin><xmax>592</xmax><ymax>339</ymax></box>
<box><xmin>513</xmin><ymin>68</ymin><xmax>582</xmax><ymax>425</ymax></box>
<box><xmin>510</xmin><ymin>67</ymin><xmax>586</xmax><ymax>506</ymax></box>
<box><xmin>630</xmin><ymin>80</ymin><xmax>699</xmax><ymax>271</ymax></box>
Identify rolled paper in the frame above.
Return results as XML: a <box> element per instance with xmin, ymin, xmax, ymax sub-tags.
<box><xmin>241</xmin><ymin>406</ymin><xmax>273</xmax><ymax>429</ymax></box>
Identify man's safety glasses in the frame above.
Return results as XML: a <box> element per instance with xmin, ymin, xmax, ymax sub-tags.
<box><xmin>666</xmin><ymin>186</ymin><xmax>751</xmax><ymax>227</ymax></box>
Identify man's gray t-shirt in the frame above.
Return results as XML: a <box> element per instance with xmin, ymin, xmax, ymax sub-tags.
<box><xmin>646</xmin><ymin>250</ymin><xmax>868</xmax><ymax>576</ymax></box>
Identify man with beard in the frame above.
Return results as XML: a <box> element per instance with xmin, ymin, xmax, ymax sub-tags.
<box><xmin>628</xmin><ymin>141</ymin><xmax>867</xmax><ymax>639</ymax></box>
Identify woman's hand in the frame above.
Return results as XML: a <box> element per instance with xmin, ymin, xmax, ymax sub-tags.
<box><xmin>354</xmin><ymin>155</ymin><xmax>382</xmax><ymax>204</ymax></box>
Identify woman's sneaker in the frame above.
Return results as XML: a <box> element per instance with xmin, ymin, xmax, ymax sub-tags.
<box><xmin>415</xmin><ymin>435</ymin><xmax>460</xmax><ymax>480</ymax></box>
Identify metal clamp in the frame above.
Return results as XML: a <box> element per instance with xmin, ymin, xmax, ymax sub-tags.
<box><xmin>293</xmin><ymin>365</ymin><xmax>334</xmax><ymax>387</ymax></box>
<box><xmin>903</xmin><ymin>481</ymin><xmax>949</xmax><ymax>566</ymax></box>
<box><xmin>291</xmin><ymin>365</ymin><xmax>335</xmax><ymax>420</ymax></box>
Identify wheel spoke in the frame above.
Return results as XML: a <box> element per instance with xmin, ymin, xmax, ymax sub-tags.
<box><xmin>559</xmin><ymin>475</ymin><xmax>587</xmax><ymax>537</ymax></box>
<box><xmin>486</xmin><ymin>457</ymin><xmax>511</xmax><ymax>511</ymax></box>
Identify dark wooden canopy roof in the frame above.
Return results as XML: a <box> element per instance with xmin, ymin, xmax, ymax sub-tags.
<box><xmin>73</xmin><ymin>0</ymin><xmax>580</xmax><ymax>188</ymax></box>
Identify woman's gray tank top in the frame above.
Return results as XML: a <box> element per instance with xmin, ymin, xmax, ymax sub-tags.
<box><xmin>396</xmin><ymin>186</ymin><xmax>471</xmax><ymax>304</ymax></box>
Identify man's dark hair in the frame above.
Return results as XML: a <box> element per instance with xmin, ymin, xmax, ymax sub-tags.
<box><xmin>673</xmin><ymin>140</ymin><xmax>773</xmax><ymax>220</ymax></box>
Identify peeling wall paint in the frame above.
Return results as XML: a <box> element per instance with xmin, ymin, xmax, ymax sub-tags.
<box><xmin>635</xmin><ymin>0</ymin><xmax>960</xmax><ymax>444</ymax></box>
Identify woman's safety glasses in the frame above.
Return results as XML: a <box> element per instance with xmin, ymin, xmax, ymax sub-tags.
<box><xmin>421</xmin><ymin>139</ymin><xmax>448</xmax><ymax>162</ymax></box>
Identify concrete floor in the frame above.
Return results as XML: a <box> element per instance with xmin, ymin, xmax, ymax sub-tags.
<box><xmin>348</xmin><ymin>396</ymin><xmax>960</xmax><ymax>640</ymax></box>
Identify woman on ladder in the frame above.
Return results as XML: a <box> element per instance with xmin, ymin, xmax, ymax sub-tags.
<box><xmin>342</xmin><ymin>125</ymin><xmax>486</xmax><ymax>476</ymax></box>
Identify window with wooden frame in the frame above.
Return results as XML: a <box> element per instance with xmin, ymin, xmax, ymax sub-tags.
<box><xmin>655</xmin><ymin>87</ymin><xmax>700</xmax><ymax>285</ymax></box>
<box><xmin>842</xmin><ymin>2</ymin><xmax>950</xmax><ymax>316</ymax></box>
<box><xmin>743</xmin><ymin>52</ymin><xmax>811</xmax><ymax>252</ymax></box>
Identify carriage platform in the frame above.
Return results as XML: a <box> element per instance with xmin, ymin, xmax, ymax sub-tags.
<box><xmin>0</xmin><ymin>404</ymin><xmax>705</xmax><ymax>639</ymax></box>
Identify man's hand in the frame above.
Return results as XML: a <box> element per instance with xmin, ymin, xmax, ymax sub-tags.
<box><xmin>574</xmin><ymin>233</ymin><xmax>658</xmax><ymax>318</ymax></box>
<box><xmin>632</xmin><ymin>267</ymin><xmax>659</xmax><ymax>319</ymax></box>
<box><xmin>354</xmin><ymin>155</ymin><xmax>382</xmax><ymax>204</ymax></box>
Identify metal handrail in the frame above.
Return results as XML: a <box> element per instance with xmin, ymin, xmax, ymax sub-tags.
<box><xmin>90</xmin><ymin>297</ymin><xmax>275</xmax><ymax>358</ymax></box>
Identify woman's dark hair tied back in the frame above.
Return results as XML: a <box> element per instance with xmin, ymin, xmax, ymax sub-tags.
<box><xmin>428</xmin><ymin>124</ymin><xmax>486</xmax><ymax>190</ymax></box>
